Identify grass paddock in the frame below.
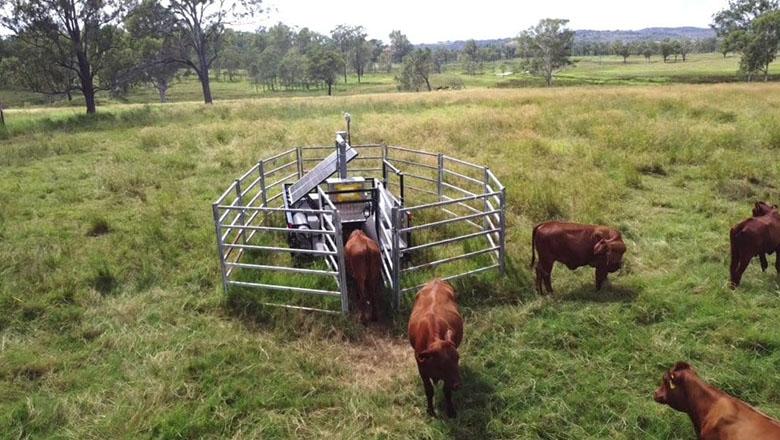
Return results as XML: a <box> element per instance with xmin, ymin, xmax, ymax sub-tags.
<box><xmin>1</xmin><ymin>84</ymin><xmax>780</xmax><ymax>438</ymax></box>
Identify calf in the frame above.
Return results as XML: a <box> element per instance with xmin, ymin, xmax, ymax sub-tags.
<box><xmin>654</xmin><ymin>362</ymin><xmax>780</xmax><ymax>439</ymax></box>
<box><xmin>344</xmin><ymin>229</ymin><xmax>382</xmax><ymax>322</ymax></box>
<box><xmin>530</xmin><ymin>221</ymin><xmax>626</xmax><ymax>294</ymax></box>
<box><xmin>408</xmin><ymin>279</ymin><xmax>463</xmax><ymax>417</ymax></box>
<box><xmin>730</xmin><ymin>202</ymin><xmax>780</xmax><ymax>287</ymax></box>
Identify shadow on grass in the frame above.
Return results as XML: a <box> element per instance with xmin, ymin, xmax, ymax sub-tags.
<box><xmin>6</xmin><ymin>106</ymin><xmax>163</xmax><ymax>138</ymax></box>
<box><xmin>441</xmin><ymin>365</ymin><xmax>500</xmax><ymax>440</ymax></box>
<box><xmin>560</xmin><ymin>282</ymin><xmax>639</xmax><ymax>303</ymax></box>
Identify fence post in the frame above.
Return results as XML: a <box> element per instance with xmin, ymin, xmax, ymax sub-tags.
<box><xmin>498</xmin><ymin>187</ymin><xmax>507</xmax><ymax>275</ymax></box>
<box><xmin>391</xmin><ymin>205</ymin><xmax>401</xmax><ymax>310</ymax></box>
<box><xmin>399</xmin><ymin>173</ymin><xmax>405</xmax><ymax>206</ymax></box>
<box><xmin>0</xmin><ymin>103</ymin><xmax>5</xmax><ymax>128</ymax></box>
<box><xmin>258</xmin><ymin>161</ymin><xmax>267</xmax><ymax>206</ymax></box>
<box><xmin>333</xmin><ymin>210</ymin><xmax>350</xmax><ymax>314</ymax></box>
<box><xmin>235</xmin><ymin>179</ymin><xmax>247</xmax><ymax>244</ymax></box>
<box><xmin>212</xmin><ymin>204</ymin><xmax>229</xmax><ymax>293</ymax></box>
<box><xmin>296</xmin><ymin>147</ymin><xmax>303</xmax><ymax>178</ymax></box>
<box><xmin>483</xmin><ymin>167</ymin><xmax>491</xmax><ymax>231</ymax></box>
<box><xmin>437</xmin><ymin>154</ymin><xmax>444</xmax><ymax>201</ymax></box>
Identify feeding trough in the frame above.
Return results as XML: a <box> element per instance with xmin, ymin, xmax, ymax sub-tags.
<box><xmin>212</xmin><ymin>114</ymin><xmax>506</xmax><ymax>314</ymax></box>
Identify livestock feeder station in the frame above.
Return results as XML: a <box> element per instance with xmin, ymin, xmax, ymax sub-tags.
<box><xmin>212</xmin><ymin>114</ymin><xmax>507</xmax><ymax>314</ymax></box>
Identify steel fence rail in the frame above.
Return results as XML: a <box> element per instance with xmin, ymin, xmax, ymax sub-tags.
<box><xmin>402</xmin><ymin>246</ymin><xmax>500</xmax><ymax>273</ymax></box>
<box><xmin>404</xmin><ymin>228</ymin><xmax>501</xmax><ymax>253</ymax></box>
<box><xmin>213</xmin><ymin>135</ymin><xmax>506</xmax><ymax>315</ymax></box>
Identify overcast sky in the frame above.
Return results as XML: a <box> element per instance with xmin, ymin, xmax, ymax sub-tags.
<box><xmin>240</xmin><ymin>0</ymin><xmax>727</xmax><ymax>44</ymax></box>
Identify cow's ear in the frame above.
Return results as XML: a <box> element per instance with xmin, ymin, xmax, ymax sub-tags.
<box><xmin>593</xmin><ymin>238</ymin><xmax>608</xmax><ymax>255</ymax></box>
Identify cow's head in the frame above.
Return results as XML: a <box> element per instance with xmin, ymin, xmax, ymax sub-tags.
<box><xmin>593</xmin><ymin>233</ymin><xmax>626</xmax><ymax>273</ymax></box>
<box><xmin>654</xmin><ymin>362</ymin><xmax>694</xmax><ymax>412</ymax></box>
<box><xmin>416</xmin><ymin>329</ymin><xmax>461</xmax><ymax>390</ymax></box>
<box><xmin>753</xmin><ymin>201</ymin><xmax>778</xmax><ymax>217</ymax></box>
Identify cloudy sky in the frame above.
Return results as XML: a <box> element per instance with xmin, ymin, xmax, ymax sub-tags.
<box><xmin>242</xmin><ymin>0</ymin><xmax>727</xmax><ymax>44</ymax></box>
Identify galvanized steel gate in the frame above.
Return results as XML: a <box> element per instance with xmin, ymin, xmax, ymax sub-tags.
<box><xmin>212</xmin><ymin>140</ymin><xmax>506</xmax><ymax>314</ymax></box>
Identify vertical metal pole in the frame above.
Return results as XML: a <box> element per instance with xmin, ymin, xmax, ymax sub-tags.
<box><xmin>212</xmin><ymin>204</ymin><xmax>229</xmax><ymax>293</ymax></box>
<box><xmin>483</xmin><ymin>167</ymin><xmax>491</xmax><ymax>231</ymax></box>
<box><xmin>336</xmin><ymin>132</ymin><xmax>348</xmax><ymax>179</ymax></box>
<box><xmin>258</xmin><ymin>161</ymin><xmax>267</xmax><ymax>206</ymax></box>
<box><xmin>373</xmin><ymin>185</ymin><xmax>380</xmax><ymax>248</ymax></box>
<box><xmin>235</xmin><ymin>179</ymin><xmax>247</xmax><ymax>244</ymax></box>
<box><xmin>498</xmin><ymin>187</ymin><xmax>507</xmax><ymax>275</ymax></box>
<box><xmin>437</xmin><ymin>154</ymin><xmax>444</xmax><ymax>201</ymax></box>
<box><xmin>399</xmin><ymin>173</ymin><xmax>405</xmax><ymax>206</ymax></box>
<box><xmin>333</xmin><ymin>210</ymin><xmax>350</xmax><ymax>314</ymax></box>
<box><xmin>391</xmin><ymin>205</ymin><xmax>401</xmax><ymax>309</ymax></box>
<box><xmin>296</xmin><ymin>147</ymin><xmax>303</xmax><ymax>178</ymax></box>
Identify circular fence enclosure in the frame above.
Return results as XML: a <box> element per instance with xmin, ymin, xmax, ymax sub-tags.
<box><xmin>212</xmin><ymin>131</ymin><xmax>506</xmax><ymax>314</ymax></box>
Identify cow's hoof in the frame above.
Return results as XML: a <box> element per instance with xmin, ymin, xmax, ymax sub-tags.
<box><xmin>427</xmin><ymin>408</ymin><xmax>436</xmax><ymax>417</ymax></box>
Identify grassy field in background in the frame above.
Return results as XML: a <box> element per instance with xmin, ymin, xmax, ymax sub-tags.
<box><xmin>2</xmin><ymin>84</ymin><xmax>780</xmax><ymax>438</ymax></box>
<box><xmin>2</xmin><ymin>52</ymin><xmax>778</xmax><ymax>110</ymax></box>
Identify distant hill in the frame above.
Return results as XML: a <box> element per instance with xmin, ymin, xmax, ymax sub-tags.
<box><xmin>420</xmin><ymin>27</ymin><xmax>716</xmax><ymax>50</ymax></box>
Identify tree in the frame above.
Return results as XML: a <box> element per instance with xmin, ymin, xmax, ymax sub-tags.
<box><xmin>640</xmin><ymin>41</ymin><xmax>656</xmax><ymax>63</ymax></box>
<box><xmin>125</xmin><ymin>0</ymin><xmax>181</xmax><ymax>102</ymax></box>
<box><xmin>712</xmin><ymin>0</ymin><xmax>778</xmax><ymax>37</ymax></box>
<box><xmin>612</xmin><ymin>40</ymin><xmax>631</xmax><ymax>63</ymax></box>
<box><xmin>396</xmin><ymin>48</ymin><xmax>433</xmax><ymax>92</ymax></box>
<box><xmin>660</xmin><ymin>39</ymin><xmax>673</xmax><ymax>62</ymax></box>
<box><xmin>330</xmin><ymin>24</ymin><xmax>355</xmax><ymax>82</ymax></box>
<box><xmin>678</xmin><ymin>39</ymin><xmax>692</xmax><ymax>62</ymax></box>
<box><xmin>0</xmin><ymin>0</ymin><xmax>131</xmax><ymax>113</ymax></box>
<box><xmin>166</xmin><ymin>0</ymin><xmax>263</xmax><ymax>104</ymax></box>
<box><xmin>517</xmin><ymin>18</ymin><xmax>575</xmax><ymax>86</ymax></box>
<box><xmin>712</xmin><ymin>0</ymin><xmax>779</xmax><ymax>71</ymax></box>
<box><xmin>389</xmin><ymin>30</ymin><xmax>413</xmax><ymax>63</ymax></box>
<box><xmin>739</xmin><ymin>10</ymin><xmax>780</xmax><ymax>80</ymax></box>
<box><xmin>306</xmin><ymin>45</ymin><xmax>343</xmax><ymax>96</ymax></box>
<box><xmin>349</xmin><ymin>34</ymin><xmax>370</xmax><ymax>83</ymax></box>
<box><xmin>1</xmin><ymin>36</ymin><xmax>78</xmax><ymax>100</ymax></box>
<box><xmin>460</xmin><ymin>39</ymin><xmax>480</xmax><ymax>74</ymax></box>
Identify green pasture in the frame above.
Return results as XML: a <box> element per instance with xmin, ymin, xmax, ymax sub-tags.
<box><xmin>1</xmin><ymin>84</ymin><xmax>780</xmax><ymax>438</ymax></box>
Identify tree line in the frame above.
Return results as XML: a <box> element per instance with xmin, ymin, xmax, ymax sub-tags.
<box><xmin>1</xmin><ymin>0</ymin><xmax>778</xmax><ymax>113</ymax></box>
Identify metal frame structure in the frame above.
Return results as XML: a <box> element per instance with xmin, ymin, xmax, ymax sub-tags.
<box><xmin>212</xmin><ymin>139</ymin><xmax>506</xmax><ymax>314</ymax></box>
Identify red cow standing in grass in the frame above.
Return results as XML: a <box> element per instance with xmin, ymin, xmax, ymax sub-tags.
<box><xmin>344</xmin><ymin>229</ymin><xmax>382</xmax><ymax>322</ymax></box>
<box><xmin>730</xmin><ymin>201</ymin><xmax>780</xmax><ymax>288</ymax></box>
<box><xmin>408</xmin><ymin>279</ymin><xmax>463</xmax><ymax>418</ymax></box>
<box><xmin>654</xmin><ymin>362</ymin><xmax>780</xmax><ymax>439</ymax></box>
<box><xmin>530</xmin><ymin>221</ymin><xmax>627</xmax><ymax>294</ymax></box>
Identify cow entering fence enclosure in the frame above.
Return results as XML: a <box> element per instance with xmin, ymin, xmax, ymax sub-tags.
<box><xmin>212</xmin><ymin>116</ymin><xmax>506</xmax><ymax>314</ymax></box>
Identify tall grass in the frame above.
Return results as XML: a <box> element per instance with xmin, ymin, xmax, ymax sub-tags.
<box><xmin>1</xmin><ymin>84</ymin><xmax>780</xmax><ymax>438</ymax></box>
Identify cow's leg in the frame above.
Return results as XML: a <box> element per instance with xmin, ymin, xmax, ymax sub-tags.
<box><xmin>538</xmin><ymin>259</ymin><xmax>554</xmax><ymax>294</ymax></box>
<box><xmin>760</xmin><ymin>253</ymin><xmax>768</xmax><ymax>272</ymax></box>
<box><xmin>419</xmin><ymin>372</ymin><xmax>435</xmax><ymax>416</ymax></box>
<box><xmin>534</xmin><ymin>264</ymin><xmax>544</xmax><ymax>294</ymax></box>
<box><xmin>732</xmin><ymin>253</ymin><xmax>753</xmax><ymax>288</ymax></box>
<box><xmin>595</xmin><ymin>267</ymin><xmax>608</xmax><ymax>290</ymax></box>
<box><xmin>775</xmin><ymin>248</ymin><xmax>780</xmax><ymax>274</ymax></box>
<box><xmin>730</xmin><ymin>247</ymin><xmax>740</xmax><ymax>286</ymax></box>
<box><xmin>444</xmin><ymin>385</ymin><xmax>457</xmax><ymax>418</ymax></box>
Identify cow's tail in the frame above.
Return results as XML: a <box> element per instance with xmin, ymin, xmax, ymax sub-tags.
<box><xmin>530</xmin><ymin>223</ymin><xmax>542</xmax><ymax>269</ymax></box>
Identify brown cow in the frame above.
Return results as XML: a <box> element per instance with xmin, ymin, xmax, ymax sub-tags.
<box><xmin>530</xmin><ymin>221</ymin><xmax>627</xmax><ymax>294</ymax></box>
<box><xmin>730</xmin><ymin>202</ymin><xmax>780</xmax><ymax>288</ymax></box>
<box><xmin>408</xmin><ymin>279</ymin><xmax>463</xmax><ymax>418</ymax></box>
<box><xmin>654</xmin><ymin>362</ymin><xmax>780</xmax><ymax>439</ymax></box>
<box><xmin>752</xmin><ymin>201</ymin><xmax>779</xmax><ymax>272</ymax></box>
<box><xmin>344</xmin><ymin>229</ymin><xmax>382</xmax><ymax>322</ymax></box>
